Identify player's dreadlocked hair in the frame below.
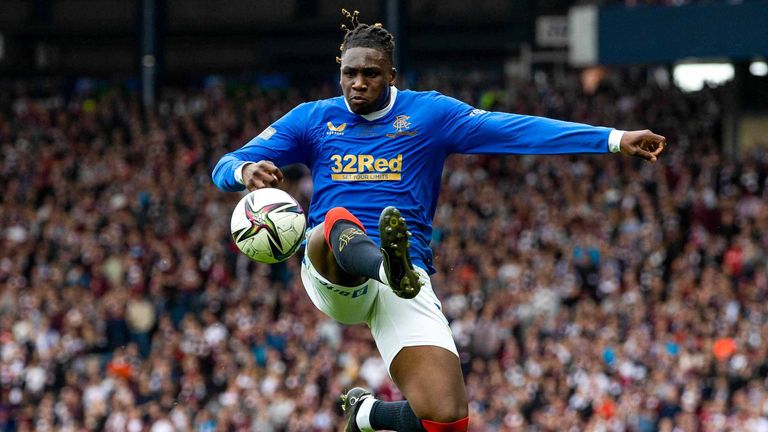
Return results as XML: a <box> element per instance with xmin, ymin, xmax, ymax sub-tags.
<box><xmin>337</xmin><ymin>9</ymin><xmax>395</xmax><ymax>64</ymax></box>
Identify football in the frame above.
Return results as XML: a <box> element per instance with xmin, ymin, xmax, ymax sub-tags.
<box><xmin>230</xmin><ymin>188</ymin><xmax>307</xmax><ymax>264</ymax></box>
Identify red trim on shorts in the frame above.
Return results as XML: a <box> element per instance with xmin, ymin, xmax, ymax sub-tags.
<box><xmin>323</xmin><ymin>207</ymin><xmax>366</xmax><ymax>250</ymax></box>
<box><xmin>421</xmin><ymin>417</ymin><xmax>469</xmax><ymax>432</ymax></box>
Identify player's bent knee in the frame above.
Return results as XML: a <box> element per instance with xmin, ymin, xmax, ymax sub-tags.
<box><xmin>323</xmin><ymin>206</ymin><xmax>365</xmax><ymax>248</ymax></box>
<box><xmin>419</xmin><ymin>402</ymin><xmax>468</xmax><ymax>425</ymax></box>
<box><xmin>408</xmin><ymin>392</ymin><xmax>467</xmax><ymax>424</ymax></box>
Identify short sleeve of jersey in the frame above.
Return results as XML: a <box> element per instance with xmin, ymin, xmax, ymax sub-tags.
<box><xmin>431</xmin><ymin>92</ymin><xmax>612</xmax><ymax>156</ymax></box>
<box><xmin>212</xmin><ymin>103</ymin><xmax>313</xmax><ymax>191</ymax></box>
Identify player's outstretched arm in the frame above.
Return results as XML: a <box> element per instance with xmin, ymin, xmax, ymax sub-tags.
<box><xmin>619</xmin><ymin>129</ymin><xmax>667</xmax><ymax>162</ymax></box>
<box><xmin>240</xmin><ymin>160</ymin><xmax>284</xmax><ymax>191</ymax></box>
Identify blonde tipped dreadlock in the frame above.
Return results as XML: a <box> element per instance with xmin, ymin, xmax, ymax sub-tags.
<box><xmin>336</xmin><ymin>9</ymin><xmax>395</xmax><ymax>64</ymax></box>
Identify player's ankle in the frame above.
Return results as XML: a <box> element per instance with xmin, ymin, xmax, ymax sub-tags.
<box><xmin>355</xmin><ymin>396</ymin><xmax>376</xmax><ymax>432</ymax></box>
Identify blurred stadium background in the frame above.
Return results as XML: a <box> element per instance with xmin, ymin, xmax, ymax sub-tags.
<box><xmin>2</xmin><ymin>0</ymin><xmax>768</xmax><ymax>430</ymax></box>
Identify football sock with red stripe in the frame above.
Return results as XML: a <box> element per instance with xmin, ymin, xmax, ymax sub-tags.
<box><xmin>324</xmin><ymin>207</ymin><xmax>384</xmax><ymax>282</ymax></box>
<box><xmin>368</xmin><ymin>401</ymin><xmax>469</xmax><ymax>432</ymax></box>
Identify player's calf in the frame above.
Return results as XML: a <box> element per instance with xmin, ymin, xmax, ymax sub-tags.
<box><xmin>324</xmin><ymin>207</ymin><xmax>385</xmax><ymax>283</ymax></box>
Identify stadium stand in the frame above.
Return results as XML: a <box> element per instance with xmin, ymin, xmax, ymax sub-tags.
<box><xmin>1</xmin><ymin>70</ymin><xmax>767</xmax><ymax>431</ymax></box>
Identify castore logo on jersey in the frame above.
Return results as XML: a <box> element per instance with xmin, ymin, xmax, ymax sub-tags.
<box><xmin>326</xmin><ymin>122</ymin><xmax>347</xmax><ymax>135</ymax></box>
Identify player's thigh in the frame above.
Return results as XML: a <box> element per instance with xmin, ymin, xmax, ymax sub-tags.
<box><xmin>367</xmin><ymin>270</ymin><xmax>467</xmax><ymax>421</ymax></box>
<box><xmin>300</xmin><ymin>228</ymin><xmax>377</xmax><ymax>325</ymax></box>
<box><xmin>390</xmin><ymin>345</ymin><xmax>468</xmax><ymax>423</ymax></box>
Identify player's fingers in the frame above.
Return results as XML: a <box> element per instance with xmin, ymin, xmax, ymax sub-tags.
<box><xmin>650</xmin><ymin>146</ymin><xmax>664</xmax><ymax>158</ymax></box>
<box><xmin>651</xmin><ymin>137</ymin><xmax>667</xmax><ymax>156</ymax></box>
<box><xmin>264</xmin><ymin>168</ymin><xmax>283</xmax><ymax>184</ymax></box>
<box><xmin>261</xmin><ymin>170</ymin><xmax>283</xmax><ymax>187</ymax></box>
<box><xmin>246</xmin><ymin>176</ymin><xmax>267</xmax><ymax>191</ymax></box>
<box><xmin>635</xmin><ymin>147</ymin><xmax>657</xmax><ymax>162</ymax></box>
<box><xmin>261</xmin><ymin>160</ymin><xmax>280</xmax><ymax>171</ymax></box>
<box><xmin>258</xmin><ymin>161</ymin><xmax>283</xmax><ymax>183</ymax></box>
<box><xmin>254</xmin><ymin>170</ymin><xmax>278</xmax><ymax>187</ymax></box>
<box><xmin>641</xmin><ymin>130</ymin><xmax>664</xmax><ymax>140</ymax></box>
<box><xmin>245</xmin><ymin>173</ymin><xmax>272</xmax><ymax>191</ymax></box>
<box><xmin>641</xmin><ymin>135</ymin><xmax>664</xmax><ymax>148</ymax></box>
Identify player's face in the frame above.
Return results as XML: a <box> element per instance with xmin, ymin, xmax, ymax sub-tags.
<box><xmin>340</xmin><ymin>47</ymin><xmax>396</xmax><ymax>115</ymax></box>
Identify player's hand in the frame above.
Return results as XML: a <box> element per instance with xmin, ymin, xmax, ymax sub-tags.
<box><xmin>620</xmin><ymin>130</ymin><xmax>667</xmax><ymax>163</ymax></box>
<box><xmin>242</xmin><ymin>160</ymin><xmax>284</xmax><ymax>191</ymax></box>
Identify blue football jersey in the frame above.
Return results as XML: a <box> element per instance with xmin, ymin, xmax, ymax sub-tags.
<box><xmin>212</xmin><ymin>88</ymin><xmax>615</xmax><ymax>273</ymax></box>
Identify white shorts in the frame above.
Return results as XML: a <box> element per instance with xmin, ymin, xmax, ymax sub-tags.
<box><xmin>300</xmin><ymin>239</ymin><xmax>458</xmax><ymax>370</ymax></box>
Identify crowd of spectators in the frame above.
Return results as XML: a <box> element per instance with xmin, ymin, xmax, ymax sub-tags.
<box><xmin>1</xmin><ymin>69</ymin><xmax>767</xmax><ymax>431</ymax></box>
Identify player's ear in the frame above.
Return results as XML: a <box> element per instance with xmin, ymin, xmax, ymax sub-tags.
<box><xmin>389</xmin><ymin>68</ymin><xmax>397</xmax><ymax>85</ymax></box>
